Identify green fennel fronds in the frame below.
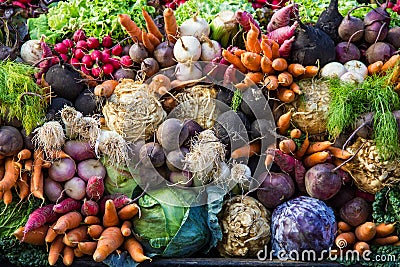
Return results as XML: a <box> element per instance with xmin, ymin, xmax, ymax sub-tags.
<box><xmin>231</xmin><ymin>89</ymin><xmax>242</xmax><ymax>112</ymax></box>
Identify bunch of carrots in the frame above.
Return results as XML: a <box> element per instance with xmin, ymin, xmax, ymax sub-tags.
<box><xmin>334</xmin><ymin>221</ymin><xmax>399</xmax><ymax>256</ymax></box>
<box><xmin>119</xmin><ymin>7</ymin><xmax>178</xmax><ymax>53</ymax></box>
<box><xmin>13</xmin><ymin>197</ymin><xmax>145</xmax><ymax>266</ymax></box>
<box><xmin>0</xmin><ymin>148</ymin><xmax>48</xmax><ymax>205</ymax></box>
<box><xmin>222</xmin><ymin>21</ymin><xmax>319</xmax><ymax>103</ymax></box>
<box><xmin>367</xmin><ymin>54</ymin><xmax>400</xmax><ymax>93</ymax></box>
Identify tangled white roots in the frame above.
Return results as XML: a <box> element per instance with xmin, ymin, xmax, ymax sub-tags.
<box><xmin>97</xmin><ymin>130</ymin><xmax>130</xmax><ymax>166</ymax></box>
<box><xmin>184</xmin><ymin>129</ymin><xmax>226</xmax><ymax>185</ymax></box>
<box><xmin>102</xmin><ymin>79</ymin><xmax>166</xmax><ymax>142</ymax></box>
<box><xmin>32</xmin><ymin>121</ymin><xmax>66</xmax><ymax>156</ymax></box>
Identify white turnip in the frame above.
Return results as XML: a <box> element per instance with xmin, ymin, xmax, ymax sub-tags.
<box><xmin>49</xmin><ymin>158</ymin><xmax>76</xmax><ymax>182</ymax></box>
<box><xmin>173</xmin><ymin>36</ymin><xmax>201</xmax><ymax>63</ymax></box>
<box><xmin>344</xmin><ymin>60</ymin><xmax>368</xmax><ymax>78</ymax></box>
<box><xmin>200</xmin><ymin>37</ymin><xmax>222</xmax><ymax>61</ymax></box>
<box><xmin>179</xmin><ymin>15</ymin><xmax>210</xmax><ymax>39</ymax></box>
<box><xmin>175</xmin><ymin>62</ymin><xmax>203</xmax><ymax>81</ymax></box>
<box><xmin>64</xmin><ymin>177</ymin><xmax>87</xmax><ymax>200</ymax></box>
<box><xmin>20</xmin><ymin>40</ymin><xmax>43</xmax><ymax>65</ymax></box>
<box><xmin>320</xmin><ymin>62</ymin><xmax>347</xmax><ymax>78</ymax></box>
<box><xmin>340</xmin><ymin>71</ymin><xmax>364</xmax><ymax>84</ymax></box>
<box><xmin>77</xmin><ymin>159</ymin><xmax>106</xmax><ymax>182</ymax></box>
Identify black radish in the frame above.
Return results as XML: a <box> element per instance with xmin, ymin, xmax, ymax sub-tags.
<box><xmin>315</xmin><ymin>0</ymin><xmax>343</xmax><ymax>43</ymax></box>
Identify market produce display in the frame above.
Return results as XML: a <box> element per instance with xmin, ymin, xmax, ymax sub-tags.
<box><xmin>0</xmin><ymin>0</ymin><xmax>400</xmax><ymax>266</ymax></box>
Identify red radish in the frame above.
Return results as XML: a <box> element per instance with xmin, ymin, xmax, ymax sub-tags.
<box><xmin>62</xmin><ymin>39</ymin><xmax>74</xmax><ymax>48</ymax></box>
<box><xmin>70</xmin><ymin>58</ymin><xmax>81</xmax><ymax>67</ymax></box>
<box><xmin>267</xmin><ymin>4</ymin><xmax>295</xmax><ymax>32</ymax></box>
<box><xmin>81</xmin><ymin>55</ymin><xmax>94</xmax><ymax>68</ymax></box>
<box><xmin>73</xmin><ymin>29</ymin><xmax>87</xmax><ymax>42</ymax></box>
<box><xmin>54</xmin><ymin>43</ymin><xmax>68</xmax><ymax>54</ymax></box>
<box><xmin>87</xmin><ymin>37</ymin><xmax>100</xmax><ymax>49</ymax></box>
<box><xmin>24</xmin><ymin>204</ymin><xmax>59</xmax><ymax>235</ymax></box>
<box><xmin>91</xmin><ymin>50</ymin><xmax>102</xmax><ymax>62</ymax></box>
<box><xmin>112</xmin><ymin>44</ymin><xmax>123</xmax><ymax>56</ymax></box>
<box><xmin>279</xmin><ymin>36</ymin><xmax>295</xmax><ymax>58</ymax></box>
<box><xmin>102</xmin><ymin>63</ymin><xmax>114</xmax><ymax>76</ymax></box>
<box><xmin>91</xmin><ymin>66</ymin><xmax>102</xmax><ymax>78</ymax></box>
<box><xmin>81</xmin><ymin>65</ymin><xmax>90</xmax><ymax>75</ymax></box>
<box><xmin>81</xmin><ymin>199</ymin><xmax>99</xmax><ymax>216</ymax></box>
<box><xmin>86</xmin><ymin>176</ymin><xmax>105</xmax><ymax>201</ymax></box>
<box><xmin>109</xmin><ymin>57</ymin><xmax>121</xmax><ymax>69</ymax></box>
<box><xmin>101</xmin><ymin>49</ymin><xmax>111</xmax><ymax>63</ymax></box>
<box><xmin>120</xmin><ymin>55</ymin><xmax>133</xmax><ymax>67</ymax></box>
<box><xmin>74</xmin><ymin>48</ymin><xmax>85</xmax><ymax>60</ymax></box>
<box><xmin>53</xmin><ymin>198</ymin><xmax>82</xmax><ymax>214</ymax></box>
<box><xmin>76</xmin><ymin>40</ymin><xmax>89</xmax><ymax>50</ymax></box>
<box><xmin>267</xmin><ymin>21</ymin><xmax>298</xmax><ymax>45</ymax></box>
<box><xmin>60</xmin><ymin>54</ymin><xmax>69</xmax><ymax>62</ymax></box>
<box><xmin>102</xmin><ymin>35</ymin><xmax>113</xmax><ymax>48</ymax></box>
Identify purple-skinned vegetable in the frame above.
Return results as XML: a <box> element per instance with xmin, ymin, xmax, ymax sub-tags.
<box><xmin>267</xmin><ymin>4</ymin><xmax>295</xmax><ymax>32</ymax></box>
<box><xmin>48</xmin><ymin>158</ymin><xmax>76</xmax><ymax>182</ymax></box>
<box><xmin>335</xmin><ymin>42</ymin><xmax>361</xmax><ymax>63</ymax></box>
<box><xmin>63</xmin><ymin>140</ymin><xmax>95</xmax><ymax>162</ymax></box>
<box><xmin>53</xmin><ymin>198</ymin><xmax>82</xmax><ymax>213</ymax></box>
<box><xmin>235</xmin><ymin>10</ymin><xmax>260</xmax><ymax>32</ymax></box>
<box><xmin>257</xmin><ymin>172</ymin><xmax>295</xmax><ymax>209</ymax></box>
<box><xmin>86</xmin><ymin>176</ymin><xmax>105</xmax><ymax>201</ymax></box>
<box><xmin>305</xmin><ymin>163</ymin><xmax>342</xmax><ymax>200</ymax></box>
<box><xmin>267</xmin><ymin>21</ymin><xmax>298</xmax><ymax>45</ymax></box>
<box><xmin>77</xmin><ymin>159</ymin><xmax>106</xmax><ymax>182</ymax></box>
<box><xmin>23</xmin><ymin>204</ymin><xmax>59</xmax><ymax>236</ymax></box>
<box><xmin>279</xmin><ymin>36</ymin><xmax>295</xmax><ymax>58</ymax></box>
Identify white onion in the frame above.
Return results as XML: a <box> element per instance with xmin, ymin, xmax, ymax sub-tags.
<box><xmin>179</xmin><ymin>16</ymin><xmax>210</xmax><ymax>39</ymax></box>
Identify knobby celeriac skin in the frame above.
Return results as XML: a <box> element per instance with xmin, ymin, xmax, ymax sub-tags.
<box><xmin>218</xmin><ymin>195</ymin><xmax>271</xmax><ymax>257</ymax></box>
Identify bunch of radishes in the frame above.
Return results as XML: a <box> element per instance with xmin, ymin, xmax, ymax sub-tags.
<box><xmin>53</xmin><ymin>30</ymin><xmax>133</xmax><ymax>79</ymax></box>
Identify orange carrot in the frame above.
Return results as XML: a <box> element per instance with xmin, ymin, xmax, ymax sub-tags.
<box><xmin>222</xmin><ymin>49</ymin><xmax>247</xmax><ymax>73</ymax></box>
<box><xmin>14</xmin><ymin>225</ymin><xmax>48</xmax><ymax>245</ymax></box>
<box><xmin>327</xmin><ymin>147</ymin><xmax>352</xmax><ymax>160</ymax></box>
<box><xmin>163</xmin><ymin>8</ymin><xmax>177</xmax><ymax>43</ymax></box>
<box><xmin>0</xmin><ymin>157</ymin><xmax>19</xmax><ymax>192</ymax></box>
<box><xmin>271</xmin><ymin>58</ymin><xmax>288</xmax><ymax>71</ymax></box>
<box><xmin>276</xmin><ymin>87</ymin><xmax>295</xmax><ymax>103</ymax></box>
<box><xmin>264</xmin><ymin>75</ymin><xmax>278</xmax><ymax>90</ymax></box>
<box><xmin>47</xmin><ymin>150</ymin><xmax>71</xmax><ymax>160</ymax></box>
<box><xmin>270</xmin><ymin>40</ymin><xmax>280</xmax><ymax>59</ymax></box>
<box><xmin>338</xmin><ymin>221</ymin><xmax>353</xmax><ymax>233</ymax></box>
<box><xmin>141</xmin><ymin>30</ymin><xmax>154</xmax><ymax>52</ymax></box>
<box><xmin>45</xmin><ymin>224</ymin><xmax>59</xmax><ymax>243</ymax></box>
<box><xmin>78</xmin><ymin>241</ymin><xmax>98</xmax><ymax>255</ymax></box>
<box><xmin>142</xmin><ymin>8</ymin><xmax>163</xmax><ymax>41</ymax></box>
<box><xmin>241</xmin><ymin>52</ymin><xmax>262</xmax><ymax>72</ymax></box>
<box><xmin>121</xmin><ymin>221</ymin><xmax>132</xmax><ymax>237</ymax></box>
<box><xmin>368</xmin><ymin>61</ymin><xmax>383</xmax><ymax>75</ymax></box>
<box><xmin>103</xmin><ymin>199</ymin><xmax>120</xmax><ymax>227</ymax></box>
<box><xmin>63</xmin><ymin>226</ymin><xmax>88</xmax><ymax>247</ymax></box>
<box><xmin>31</xmin><ymin>149</ymin><xmax>44</xmax><ymax>199</ymax></box>
<box><xmin>288</xmin><ymin>63</ymin><xmax>306</xmax><ymax>77</ymax></box>
<box><xmin>279</xmin><ymin>139</ymin><xmax>296</xmax><ymax>154</ymax></box>
<box><xmin>118</xmin><ymin>14</ymin><xmax>142</xmax><ymax>42</ymax></box>
<box><xmin>375</xmin><ymin>222</ymin><xmax>396</xmax><ymax>237</ymax></box>
<box><xmin>277</xmin><ymin>71</ymin><xmax>293</xmax><ymax>86</ymax></box>
<box><xmin>233</xmin><ymin>49</ymin><xmax>246</xmax><ymax>57</ymax></box>
<box><xmin>124</xmin><ymin>237</ymin><xmax>151</xmax><ymax>263</ymax></box>
<box><xmin>63</xmin><ymin>246</ymin><xmax>74</xmax><ymax>266</ymax></box>
<box><xmin>53</xmin><ymin>211</ymin><xmax>83</xmax><ymax>234</ymax></box>
<box><xmin>118</xmin><ymin>203</ymin><xmax>140</xmax><ymax>220</ymax></box>
<box><xmin>87</xmin><ymin>225</ymin><xmax>104</xmax><ymax>239</ymax></box>
<box><xmin>335</xmin><ymin>232</ymin><xmax>356</xmax><ymax>248</ymax></box>
<box><xmin>246</xmin><ymin>22</ymin><xmax>261</xmax><ymax>54</ymax></box>
<box><xmin>277</xmin><ymin>110</ymin><xmax>292</xmax><ymax>135</ymax></box>
<box><xmin>354</xmin><ymin>241</ymin><xmax>370</xmax><ymax>255</ymax></box>
<box><xmin>48</xmin><ymin>235</ymin><xmax>65</xmax><ymax>266</ymax></box>
<box><xmin>290</xmin><ymin>129</ymin><xmax>302</xmax><ymax>139</ymax></box>
<box><xmin>147</xmin><ymin>32</ymin><xmax>161</xmax><ymax>47</ymax></box>
<box><xmin>290</xmin><ymin>82</ymin><xmax>302</xmax><ymax>94</ymax></box>
<box><xmin>373</xmin><ymin>235</ymin><xmax>399</xmax><ymax>245</ymax></box>
<box><xmin>301</xmin><ymin>65</ymin><xmax>319</xmax><ymax>78</ymax></box>
<box><xmin>3</xmin><ymin>189</ymin><xmax>12</xmax><ymax>205</ymax></box>
<box><xmin>84</xmin><ymin>216</ymin><xmax>101</xmax><ymax>225</ymax></box>
<box><xmin>93</xmin><ymin>227</ymin><xmax>124</xmax><ymax>262</ymax></box>
<box><xmin>17</xmin><ymin>149</ymin><xmax>32</xmax><ymax>161</ymax></box>
<box><xmin>355</xmin><ymin>222</ymin><xmax>376</xmax><ymax>241</ymax></box>
<box><xmin>382</xmin><ymin>54</ymin><xmax>400</xmax><ymax>72</ymax></box>
<box><xmin>94</xmin><ymin>80</ymin><xmax>119</xmax><ymax>98</ymax></box>
<box><xmin>261</xmin><ymin>56</ymin><xmax>274</xmax><ymax>74</ymax></box>
<box><xmin>231</xmin><ymin>141</ymin><xmax>261</xmax><ymax>159</ymax></box>
<box><xmin>261</xmin><ymin>41</ymin><xmax>273</xmax><ymax>60</ymax></box>
<box><xmin>74</xmin><ymin>247</ymin><xmax>85</xmax><ymax>258</ymax></box>
<box><xmin>246</xmin><ymin>72</ymin><xmax>264</xmax><ymax>84</ymax></box>
<box><xmin>306</xmin><ymin>141</ymin><xmax>333</xmax><ymax>154</ymax></box>
<box><xmin>303</xmin><ymin>151</ymin><xmax>330</xmax><ymax>168</ymax></box>
<box><xmin>17</xmin><ymin>172</ymin><xmax>30</xmax><ymax>201</ymax></box>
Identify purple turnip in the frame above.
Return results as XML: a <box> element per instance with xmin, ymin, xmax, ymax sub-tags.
<box><xmin>63</xmin><ymin>140</ymin><xmax>95</xmax><ymax>162</ymax></box>
<box><xmin>48</xmin><ymin>158</ymin><xmax>76</xmax><ymax>182</ymax></box>
<box><xmin>338</xmin><ymin>14</ymin><xmax>364</xmax><ymax>42</ymax></box>
<box><xmin>305</xmin><ymin>163</ymin><xmax>342</xmax><ymax>200</ymax></box>
<box><xmin>77</xmin><ymin>159</ymin><xmax>106</xmax><ymax>182</ymax></box>
<box><xmin>256</xmin><ymin>172</ymin><xmax>295</xmax><ymax>209</ymax></box>
<box><xmin>64</xmin><ymin>177</ymin><xmax>87</xmax><ymax>200</ymax></box>
<box><xmin>340</xmin><ymin>197</ymin><xmax>371</xmax><ymax>227</ymax></box>
<box><xmin>44</xmin><ymin>178</ymin><xmax>64</xmax><ymax>202</ymax></box>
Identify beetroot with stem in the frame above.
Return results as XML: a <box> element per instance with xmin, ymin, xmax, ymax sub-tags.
<box><xmin>338</xmin><ymin>12</ymin><xmax>364</xmax><ymax>42</ymax></box>
<box><xmin>336</xmin><ymin>42</ymin><xmax>361</xmax><ymax>63</ymax></box>
<box><xmin>304</xmin><ymin>163</ymin><xmax>342</xmax><ymax>200</ymax></box>
<box><xmin>256</xmin><ymin>172</ymin><xmax>295</xmax><ymax>209</ymax></box>
<box><xmin>340</xmin><ymin>197</ymin><xmax>371</xmax><ymax>227</ymax></box>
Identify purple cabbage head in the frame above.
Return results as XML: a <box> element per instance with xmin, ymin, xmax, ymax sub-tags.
<box><xmin>271</xmin><ymin>196</ymin><xmax>336</xmax><ymax>257</ymax></box>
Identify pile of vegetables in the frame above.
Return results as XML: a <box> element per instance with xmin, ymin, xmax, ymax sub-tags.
<box><xmin>1</xmin><ymin>0</ymin><xmax>400</xmax><ymax>266</ymax></box>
